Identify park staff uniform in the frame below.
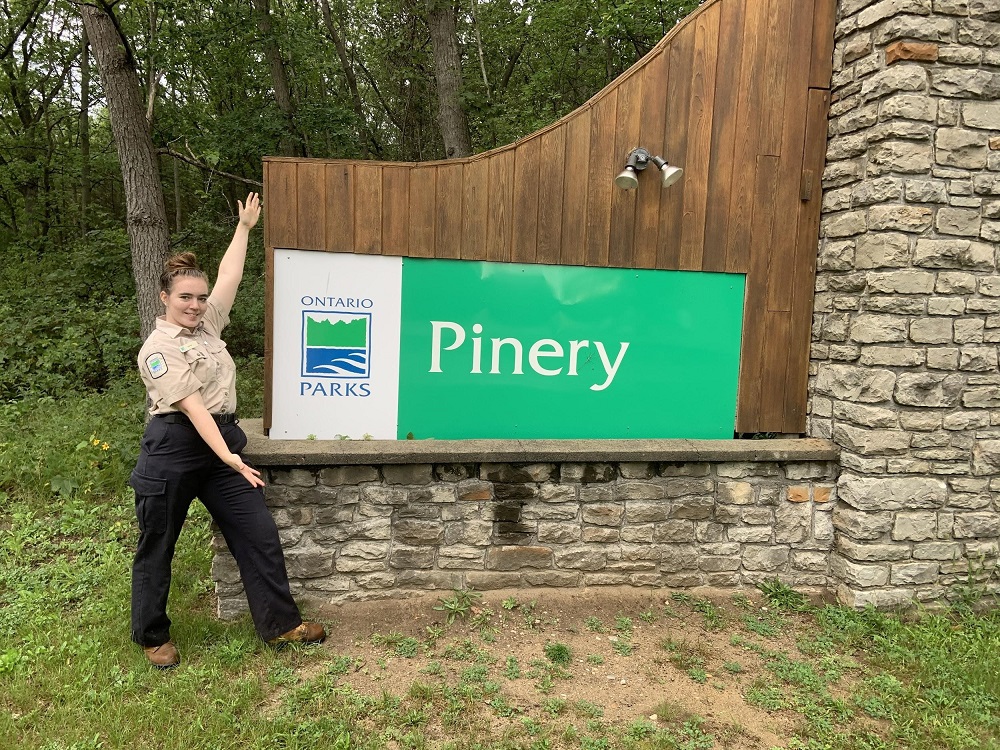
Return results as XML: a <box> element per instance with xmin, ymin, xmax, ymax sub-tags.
<box><xmin>130</xmin><ymin>299</ymin><xmax>302</xmax><ymax>647</ymax></box>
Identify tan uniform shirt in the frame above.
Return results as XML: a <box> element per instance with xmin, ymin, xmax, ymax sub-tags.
<box><xmin>138</xmin><ymin>299</ymin><xmax>238</xmax><ymax>415</ymax></box>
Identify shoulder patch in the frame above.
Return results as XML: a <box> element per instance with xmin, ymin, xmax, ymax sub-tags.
<box><xmin>145</xmin><ymin>352</ymin><xmax>168</xmax><ymax>379</ymax></box>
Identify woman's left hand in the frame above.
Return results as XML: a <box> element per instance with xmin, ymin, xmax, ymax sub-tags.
<box><xmin>238</xmin><ymin>192</ymin><xmax>262</xmax><ymax>230</ymax></box>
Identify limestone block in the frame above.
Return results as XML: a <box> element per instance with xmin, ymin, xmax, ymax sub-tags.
<box><xmin>838</xmin><ymin>536</ymin><xmax>912</xmax><ymax>561</ymax></box>
<box><xmin>910</xmin><ymin>318</ymin><xmax>954</xmax><ymax>344</ymax></box>
<box><xmin>815</xmin><ymin>363</ymin><xmax>896</xmax><ymax>401</ymax></box>
<box><xmin>891</xmin><ymin>562</ymin><xmax>940</xmax><ymax>584</ymax></box>
<box><xmin>964</xmin><ymin>387</ymin><xmax>1000</xmax><ymax>408</ymax></box>
<box><xmin>831</xmin><ymin>556</ymin><xmax>890</xmax><ymax>587</ymax></box>
<box><xmin>864</xmin><ymin>297</ymin><xmax>925</xmax><ymax>315</ymax></box>
<box><xmin>663</xmin><ymin>478</ymin><xmax>715</xmax><ymax>498</ymax></box>
<box><xmin>839</xmin><ymin>475</ymin><xmax>948</xmax><ymax>511</ymax></box>
<box><xmin>953</xmin><ymin>512</ymin><xmax>1000</xmax><ymax>537</ymax></box>
<box><xmin>652</xmin><ymin>519</ymin><xmax>697</xmax><ymax>542</ymax></box>
<box><xmin>855</xmin><ymin>232</ymin><xmax>911</xmax><ymax>269</ymax></box>
<box><xmin>814</xmin><ymin>512</ymin><xmax>836</xmax><ymax>542</ymax></box>
<box><xmin>456</xmin><ymin>480</ymin><xmax>492</xmax><ymax>502</ymax></box>
<box><xmin>409</xmin><ymin>486</ymin><xmax>459</xmax><ymax>504</ymax></box>
<box><xmin>537</xmin><ymin>522</ymin><xmax>581</xmax><ymax>544</ymax></box>
<box><xmin>958</xmin><ymin>18</ymin><xmax>1000</xmax><ymax>45</ymax></box>
<box><xmin>876</xmin><ymin>15</ymin><xmax>956</xmax><ymax>45</ymax></box>
<box><xmin>620</xmin><ymin>524</ymin><xmax>654</xmax><ymax>543</ymax></box>
<box><xmin>776</xmin><ymin>502</ymin><xmax>812</xmax><ymax>543</ymax></box>
<box><xmin>437</xmin><ymin>544</ymin><xmax>486</xmax><ymax>567</ymax></box>
<box><xmin>835</xmin><ymin>424</ymin><xmax>911</xmax><ymax>455</ymax></box>
<box><xmin>954</xmin><ymin>318</ymin><xmax>986</xmax><ymax>342</ymax></box>
<box><xmin>972</xmin><ymin>174</ymin><xmax>1000</xmax><ymax>195</ymax></box>
<box><xmin>969</xmin><ymin>0</ymin><xmax>1000</xmax><ymax>18</ymax></box>
<box><xmin>824</xmin><ymin>159</ymin><xmax>864</xmax><ymax>187</ymax></box>
<box><xmin>582</xmin><ymin>526</ymin><xmax>620</xmax><ymax>543</ymax></box>
<box><xmin>485</xmin><ymin>545</ymin><xmax>553</xmax><ymax>570</ymax></box>
<box><xmin>444</xmin><ymin>520</ymin><xmax>494</xmax><ymax>546</ymax></box>
<box><xmin>740</xmin><ymin>508</ymin><xmax>774</xmax><ymax>525</ymax></box>
<box><xmin>660</xmin><ymin>544</ymin><xmax>699</xmax><ymax>571</ymax></box>
<box><xmin>850</xmin><ymin>315</ymin><xmax>907</xmax><ymax>343</ymax></box>
<box><xmin>553</xmin><ymin>547</ymin><xmax>606</xmax><ymax>571</ymax></box>
<box><xmin>947</xmin><ymin>493</ymin><xmax>992</xmax><ymax>509</ymax></box>
<box><xmin>882</xmin><ymin>95</ymin><xmax>937</xmax><ymax>124</ymax></box>
<box><xmin>792</xmin><ymin>551</ymin><xmax>829</xmax><ymax>573</ymax></box>
<box><xmin>727</xmin><ymin>526</ymin><xmax>772</xmax><ymax>543</ymax></box>
<box><xmin>619</xmin><ymin>462</ymin><xmax>655</xmax><ymax>479</ymax></box>
<box><xmin>927</xmin><ymin>300</ymin><xmax>965</xmax><ymax>317</ymax></box>
<box><xmin>827</xmin><ymin>134</ymin><xmax>869</xmax><ymax>162</ymax></box>
<box><xmin>934</xmin><ymin>0</ymin><xmax>969</xmax><ymax>14</ymax></box>
<box><xmin>868</xmin><ymin>270</ymin><xmax>935</xmax><ymax>295</ymax></box>
<box><xmin>861</xmin><ymin>64</ymin><xmax>928</xmax><ymax>103</ymax></box>
<box><xmin>822</xmin><ymin>210</ymin><xmax>868</xmax><ymax>238</ymax></box>
<box><xmin>659</xmin><ymin>462</ymin><xmax>712</xmax><ymax>477</ymax></box>
<box><xmin>868</xmin><ymin>205</ymin><xmax>934</xmax><ymax>232</ymax></box>
<box><xmin>914</xmin><ymin>239</ymin><xmax>996</xmax><ymax>270</ymax></box>
<box><xmin>819</xmin><ymin>240</ymin><xmax>857</xmax><ymax>271</ymax></box>
<box><xmin>859</xmin><ymin>346</ymin><xmax>924</xmax><ymax>367</ymax></box>
<box><xmin>615</xmin><ymin>481</ymin><xmax>666</xmax><ymax>501</ymax></box>
<box><xmin>892</xmin><ymin>511</ymin><xmax>937</xmax><ymax>541</ymax></box>
<box><xmin>986</xmin><ymin>203</ymin><xmax>1000</xmax><ymax>220</ymax></box>
<box><xmin>835</xmin><ymin>103</ymin><xmax>880</xmax><ymax>135</ymax></box>
<box><xmin>868</xmin><ymin>142</ymin><xmax>934</xmax><ymax>176</ymax></box>
<box><xmin>859</xmin><ymin>0</ymin><xmax>931</xmax><ymax>28</ymax></box>
<box><xmin>904</xmin><ymin>179</ymin><xmax>949</xmax><ymax>204</ymax></box>
<box><xmin>582</xmin><ymin>503</ymin><xmax>624</xmax><ymax>526</ymax></box>
<box><xmin>937</xmin><ymin>207</ymin><xmax>983</xmax><ymax>237</ymax></box>
<box><xmin>388</xmin><ymin>545</ymin><xmax>435</xmax><ymax>569</ymax></box>
<box><xmin>717</xmin><ymin>481</ymin><xmax>755</xmax><ymax>505</ymax></box>
<box><xmin>319</xmin><ymin>466</ymin><xmax>379</xmax><ymax>486</ymax></box>
<box><xmin>824</xmin><ymin>187</ymin><xmax>852</xmax><ymax>213</ymax></box>
<box><xmin>699</xmin><ymin>555</ymin><xmax>742</xmax><ymax>572</ymax></box>
<box><xmin>937</xmin><ymin>128</ymin><xmax>990</xmax><ymax>170</ymax></box>
<box><xmin>885</xmin><ymin>40</ymin><xmax>939</xmax><ymax>64</ymax></box>
<box><xmin>930</xmin><ymin>69</ymin><xmax>1000</xmax><ymax>99</ymax></box>
<box><xmin>462</xmin><ymin>571</ymin><xmax>520</xmax><ymax>589</ymax></box>
<box><xmin>393</xmin><ymin>519</ymin><xmax>444</xmax><ymax>545</ymax></box>
<box><xmin>697</xmin><ymin>521</ymin><xmax>726</xmax><ymax>542</ymax></box>
<box><xmin>938</xmin><ymin>45</ymin><xmax>983</xmax><ymax>64</ymax></box>
<box><xmin>833</xmin><ymin>401</ymin><xmax>899</xmax><ymax>428</ymax></box>
<box><xmin>494</xmin><ymin>483</ymin><xmax>538</xmax><ymax>501</ymax></box>
<box><xmin>912</xmin><ymin>541</ymin><xmax>963</xmax><ymax>560</ymax></box>
<box><xmin>361</xmin><ymin>486</ymin><xmax>409</xmax><ymax>506</ymax></box>
<box><xmin>896</xmin><ymin>372</ymin><xmax>964</xmax><ymax>406</ymax></box>
<box><xmin>960</xmin><ymin>347</ymin><xmax>998</xmax><ymax>371</ymax></box>
<box><xmin>742</xmin><ymin>545</ymin><xmax>791</xmax><ymax>572</ymax></box>
<box><xmin>982</xmin><ymin>221</ymin><xmax>1000</xmax><ymax>242</ymax></box>
<box><xmin>972</xmin><ymin>440</ymin><xmax>1000</xmax><ymax>475</ymax></box>
<box><xmin>579</xmin><ymin>485</ymin><xmax>613</xmax><ymax>503</ymax></box>
<box><xmin>272</xmin><ymin>468</ymin><xmax>316</xmax><ymax>487</ymax></box>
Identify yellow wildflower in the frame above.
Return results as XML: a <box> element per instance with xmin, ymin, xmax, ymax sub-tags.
<box><xmin>92</xmin><ymin>438</ymin><xmax>100</xmax><ymax>446</ymax></box>
<box><xmin>102</xmin><ymin>443</ymin><xmax>110</xmax><ymax>451</ymax></box>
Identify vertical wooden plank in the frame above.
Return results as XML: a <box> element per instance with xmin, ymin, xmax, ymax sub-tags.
<box><xmin>767</xmin><ymin>0</ymin><xmax>816</xmax><ymax>313</ymax></box>
<box><xmin>511</xmin><ymin>138</ymin><xmax>540</xmax><ymax>263</ymax></box>
<box><xmin>757</xmin><ymin>0</ymin><xmax>794</xmax><ymax>157</ymax></box>
<box><xmin>783</xmin><ymin>87</ymin><xmax>830</xmax><ymax>431</ymax></box>
<box><xmin>436</xmin><ymin>163</ymin><xmax>464</xmax><ymax>259</ymax></box>
<box><xmin>608</xmin><ymin>73</ymin><xmax>643</xmax><ymax>268</ymax></box>
<box><xmin>701</xmin><ymin>0</ymin><xmax>745</xmax><ymax>272</ymax></box>
<box><xmin>724</xmin><ymin>0</ymin><xmax>770</xmax><ymax>273</ymax></box>
<box><xmin>536</xmin><ymin>126</ymin><xmax>566</xmax><ymax>265</ymax></box>
<box><xmin>409</xmin><ymin>167</ymin><xmax>437</xmax><ymax>257</ymax></box>
<box><xmin>757</xmin><ymin>311</ymin><xmax>793</xmax><ymax>431</ymax></box>
<box><xmin>633</xmin><ymin>50</ymin><xmax>669</xmax><ymax>270</ymax></box>
<box><xmin>585</xmin><ymin>89</ymin><xmax>618</xmax><ymax>267</ymax></box>
<box><xmin>325</xmin><ymin>163</ymin><xmax>354</xmax><ymax>253</ymax></box>
<box><xmin>487</xmin><ymin>150</ymin><xmax>515</xmax><ymax>262</ymax></box>
<box><xmin>560</xmin><ymin>109</ymin><xmax>592</xmax><ymax>266</ymax></box>
<box><xmin>382</xmin><ymin>166</ymin><xmax>410</xmax><ymax>256</ymax></box>
<box><xmin>678</xmin><ymin>2</ymin><xmax>721</xmax><ymax>270</ymax></box>
<box><xmin>657</xmin><ymin>28</ymin><xmax>693</xmax><ymax>269</ymax></box>
<box><xmin>462</xmin><ymin>159</ymin><xmax>489</xmax><ymax>260</ymax></box>
<box><xmin>354</xmin><ymin>163</ymin><xmax>382</xmax><ymax>254</ymax></box>
<box><xmin>267</xmin><ymin>160</ymin><xmax>298</xmax><ymax>249</ymax></box>
<box><xmin>295</xmin><ymin>161</ymin><xmax>326</xmax><ymax>250</ymax></box>
<box><xmin>810</xmin><ymin>0</ymin><xmax>837</xmax><ymax>89</ymax></box>
<box><xmin>735</xmin><ymin>154</ymin><xmax>780</xmax><ymax>432</ymax></box>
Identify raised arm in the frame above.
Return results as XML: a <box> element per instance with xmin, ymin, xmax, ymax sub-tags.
<box><xmin>210</xmin><ymin>192</ymin><xmax>262</xmax><ymax>314</ymax></box>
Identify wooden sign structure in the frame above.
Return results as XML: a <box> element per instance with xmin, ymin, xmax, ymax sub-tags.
<box><xmin>263</xmin><ymin>0</ymin><xmax>837</xmax><ymax>435</ymax></box>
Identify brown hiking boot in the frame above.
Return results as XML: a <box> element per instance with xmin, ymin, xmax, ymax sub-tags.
<box><xmin>268</xmin><ymin>622</ymin><xmax>326</xmax><ymax>647</ymax></box>
<box><xmin>143</xmin><ymin>641</ymin><xmax>180</xmax><ymax>669</ymax></box>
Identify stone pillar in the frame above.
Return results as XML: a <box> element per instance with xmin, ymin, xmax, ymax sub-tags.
<box><xmin>813</xmin><ymin>0</ymin><xmax>1000</xmax><ymax>606</ymax></box>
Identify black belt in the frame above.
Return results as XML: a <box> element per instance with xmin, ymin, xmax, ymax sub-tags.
<box><xmin>157</xmin><ymin>412</ymin><xmax>238</xmax><ymax>426</ymax></box>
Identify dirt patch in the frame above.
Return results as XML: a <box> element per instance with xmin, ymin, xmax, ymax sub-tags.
<box><xmin>283</xmin><ymin>586</ymin><xmax>841</xmax><ymax>747</ymax></box>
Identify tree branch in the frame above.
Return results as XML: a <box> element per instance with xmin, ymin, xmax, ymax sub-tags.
<box><xmin>157</xmin><ymin>147</ymin><xmax>262</xmax><ymax>188</ymax></box>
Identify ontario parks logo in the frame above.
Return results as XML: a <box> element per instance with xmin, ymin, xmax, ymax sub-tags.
<box><xmin>301</xmin><ymin>310</ymin><xmax>371</xmax><ymax>378</ymax></box>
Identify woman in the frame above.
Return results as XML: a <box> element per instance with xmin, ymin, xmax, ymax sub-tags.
<box><xmin>130</xmin><ymin>193</ymin><xmax>324</xmax><ymax>669</ymax></box>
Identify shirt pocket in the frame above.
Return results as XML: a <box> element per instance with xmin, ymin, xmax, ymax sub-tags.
<box><xmin>203</xmin><ymin>339</ymin><xmax>235</xmax><ymax>378</ymax></box>
<box><xmin>182</xmin><ymin>346</ymin><xmax>211</xmax><ymax>383</ymax></box>
<box><xmin>129</xmin><ymin>471</ymin><xmax>168</xmax><ymax>534</ymax></box>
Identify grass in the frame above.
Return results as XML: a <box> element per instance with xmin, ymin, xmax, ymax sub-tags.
<box><xmin>2</xmin><ymin>383</ymin><xmax>1000</xmax><ymax>749</ymax></box>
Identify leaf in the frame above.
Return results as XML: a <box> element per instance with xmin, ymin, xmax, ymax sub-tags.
<box><xmin>49</xmin><ymin>475</ymin><xmax>79</xmax><ymax>499</ymax></box>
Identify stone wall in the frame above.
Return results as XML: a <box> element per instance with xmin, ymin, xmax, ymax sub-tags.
<box><xmin>813</xmin><ymin>0</ymin><xmax>1000</xmax><ymax>606</ymax></box>
<box><xmin>212</xmin><ymin>434</ymin><xmax>838</xmax><ymax>615</ymax></box>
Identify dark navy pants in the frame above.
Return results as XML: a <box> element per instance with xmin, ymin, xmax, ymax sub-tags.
<box><xmin>129</xmin><ymin>417</ymin><xmax>302</xmax><ymax>646</ymax></box>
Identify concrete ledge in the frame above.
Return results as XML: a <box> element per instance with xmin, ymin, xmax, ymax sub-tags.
<box><xmin>241</xmin><ymin>419</ymin><xmax>838</xmax><ymax>465</ymax></box>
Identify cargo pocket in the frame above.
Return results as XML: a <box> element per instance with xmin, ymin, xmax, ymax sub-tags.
<box><xmin>129</xmin><ymin>471</ymin><xmax>168</xmax><ymax>534</ymax></box>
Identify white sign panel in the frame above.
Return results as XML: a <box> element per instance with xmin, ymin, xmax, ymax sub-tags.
<box><xmin>270</xmin><ymin>250</ymin><xmax>402</xmax><ymax>439</ymax></box>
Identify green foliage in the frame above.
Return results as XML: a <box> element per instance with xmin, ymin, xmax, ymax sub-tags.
<box><xmin>758</xmin><ymin>578</ymin><xmax>811</xmax><ymax>612</ymax></box>
<box><xmin>434</xmin><ymin>589</ymin><xmax>482</xmax><ymax>625</ymax></box>
<box><xmin>543</xmin><ymin>641</ymin><xmax>571</xmax><ymax>666</ymax></box>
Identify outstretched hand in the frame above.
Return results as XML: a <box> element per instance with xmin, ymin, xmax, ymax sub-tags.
<box><xmin>238</xmin><ymin>192</ymin><xmax>262</xmax><ymax>229</ymax></box>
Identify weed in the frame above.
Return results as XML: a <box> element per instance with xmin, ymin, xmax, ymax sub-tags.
<box><xmin>422</xmin><ymin>660</ymin><xmax>444</xmax><ymax>676</ymax></box>
<box><xmin>612</xmin><ymin>639</ymin><xmax>634</xmax><ymax>656</ymax></box>
<box><xmin>434</xmin><ymin>589</ymin><xmax>483</xmax><ymax>625</ymax></box>
<box><xmin>520</xmin><ymin>600</ymin><xmax>539</xmax><ymax>628</ymax></box>
<box><xmin>639</xmin><ymin>609</ymin><xmax>656</xmax><ymax>624</ymax></box>
<box><xmin>614</xmin><ymin>615</ymin><xmax>634</xmax><ymax>636</ymax></box>
<box><xmin>580</xmin><ymin>736</ymin><xmax>608</xmax><ymax>750</ymax></box>
<box><xmin>692</xmin><ymin>597</ymin><xmax>724</xmax><ymax>630</ymax></box>
<box><xmin>543</xmin><ymin>641</ymin><xmax>572</xmax><ymax>666</ymax></box>
<box><xmin>731</xmin><ymin>593</ymin><xmax>753</xmax><ymax>610</ymax></box>
<box><xmin>758</xmin><ymin>578</ymin><xmax>810</xmax><ymax>612</ymax></box>
<box><xmin>584</xmin><ymin>616</ymin><xmax>605</xmax><ymax>633</ymax></box>
<box><xmin>627</xmin><ymin>719</ymin><xmax>656</xmax><ymax>740</ymax></box>
<box><xmin>723</xmin><ymin>661</ymin><xmax>743</xmax><ymax>674</ymax></box>
<box><xmin>586</xmin><ymin>654</ymin><xmax>604</xmax><ymax>665</ymax></box>
<box><xmin>542</xmin><ymin>698</ymin><xmax>566</xmax><ymax>717</ymax></box>
<box><xmin>501</xmin><ymin>596</ymin><xmax>519</xmax><ymax>610</ymax></box>
<box><xmin>746</xmin><ymin>678</ymin><xmax>786</xmax><ymax>711</ymax></box>
<box><xmin>743</xmin><ymin>613</ymin><xmax>781</xmax><ymax>638</ymax></box>
<box><xmin>687</xmin><ymin>666</ymin><xmax>708</xmax><ymax>684</ymax></box>
<box><xmin>504</xmin><ymin>656</ymin><xmax>521</xmax><ymax>679</ymax></box>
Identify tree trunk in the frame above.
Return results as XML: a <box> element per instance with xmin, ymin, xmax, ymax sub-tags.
<box><xmin>79</xmin><ymin>19</ymin><xmax>90</xmax><ymax>235</ymax></box>
<box><xmin>425</xmin><ymin>0</ymin><xmax>471</xmax><ymax>158</ymax></box>
<box><xmin>319</xmin><ymin>0</ymin><xmax>376</xmax><ymax>156</ymax></box>
<box><xmin>81</xmin><ymin>3</ymin><xmax>170</xmax><ymax>340</ymax></box>
<box><xmin>252</xmin><ymin>0</ymin><xmax>305</xmax><ymax>157</ymax></box>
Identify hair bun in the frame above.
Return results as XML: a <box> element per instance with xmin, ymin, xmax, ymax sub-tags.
<box><xmin>164</xmin><ymin>252</ymin><xmax>200</xmax><ymax>272</ymax></box>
